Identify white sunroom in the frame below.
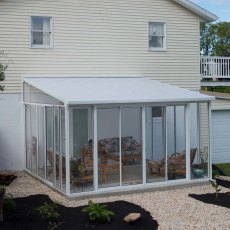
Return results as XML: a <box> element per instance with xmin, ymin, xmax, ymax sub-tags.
<box><xmin>23</xmin><ymin>77</ymin><xmax>214</xmax><ymax>197</ymax></box>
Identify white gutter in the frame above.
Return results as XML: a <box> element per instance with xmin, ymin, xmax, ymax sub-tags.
<box><xmin>173</xmin><ymin>0</ymin><xmax>218</xmax><ymax>22</ymax></box>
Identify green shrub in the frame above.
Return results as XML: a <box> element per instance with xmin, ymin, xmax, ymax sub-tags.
<box><xmin>82</xmin><ymin>200</ymin><xmax>114</xmax><ymax>223</ymax></box>
<box><xmin>3</xmin><ymin>194</ymin><xmax>16</xmax><ymax>211</ymax></box>
<box><xmin>35</xmin><ymin>202</ymin><xmax>60</xmax><ymax>221</ymax></box>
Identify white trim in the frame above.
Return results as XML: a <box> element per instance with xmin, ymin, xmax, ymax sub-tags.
<box><xmin>93</xmin><ymin>106</ymin><xmax>98</xmax><ymax>191</ymax></box>
<box><xmin>172</xmin><ymin>0</ymin><xmax>218</xmax><ymax>22</ymax></box>
<box><xmin>185</xmin><ymin>104</ymin><xmax>191</xmax><ymax>180</ymax></box>
<box><xmin>142</xmin><ymin>107</ymin><xmax>146</xmax><ymax>185</ymax></box>
<box><xmin>208</xmin><ymin>102</ymin><xmax>212</xmax><ymax>179</ymax></box>
<box><xmin>36</xmin><ymin>106</ymin><xmax>39</xmax><ymax>175</ymax></box>
<box><xmin>119</xmin><ymin>107</ymin><xmax>122</xmax><ymax>186</ymax></box>
<box><xmin>24</xmin><ymin>102</ymin><xmax>64</xmax><ymax>107</ymax></box>
<box><xmin>197</xmin><ymin>103</ymin><xmax>200</xmax><ymax>163</ymax></box>
<box><xmin>25</xmin><ymin>168</ymin><xmax>210</xmax><ymax>198</ymax></box>
<box><xmin>44</xmin><ymin>107</ymin><xmax>47</xmax><ymax>180</ymax></box>
<box><xmin>65</xmin><ymin>106</ymin><xmax>70</xmax><ymax>195</ymax></box>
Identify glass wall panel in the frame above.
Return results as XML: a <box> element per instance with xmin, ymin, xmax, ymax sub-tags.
<box><xmin>54</xmin><ymin>107</ymin><xmax>61</xmax><ymax>188</ymax></box>
<box><xmin>69</xmin><ymin>108</ymin><xmax>94</xmax><ymax>193</ymax></box>
<box><xmin>31</xmin><ymin>106</ymin><xmax>38</xmax><ymax>174</ymax></box>
<box><xmin>23</xmin><ymin>82</ymin><xmax>63</xmax><ymax>105</ymax></box>
<box><xmin>38</xmin><ymin>106</ymin><xmax>45</xmax><ymax>178</ymax></box>
<box><xmin>97</xmin><ymin>108</ymin><xmax>120</xmax><ymax>188</ymax></box>
<box><xmin>46</xmin><ymin>107</ymin><xmax>53</xmax><ymax>182</ymax></box>
<box><xmin>60</xmin><ymin>108</ymin><xmax>66</xmax><ymax>192</ymax></box>
<box><xmin>167</xmin><ymin>106</ymin><xmax>186</xmax><ymax>180</ymax></box>
<box><xmin>146</xmin><ymin>107</ymin><xmax>166</xmax><ymax>183</ymax></box>
<box><xmin>25</xmin><ymin>105</ymin><xmax>31</xmax><ymax>170</ymax></box>
<box><xmin>121</xmin><ymin>107</ymin><xmax>142</xmax><ymax>185</ymax></box>
<box><xmin>192</xmin><ymin>103</ymin><xmax>209</xmax><ymax>179</ymax></box>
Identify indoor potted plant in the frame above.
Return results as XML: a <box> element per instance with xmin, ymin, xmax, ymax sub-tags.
<box><xmin>168</xmin><ymin>164</ymin><xmax>177</xmax><ymax>180</ymax></box>
<box><xmin>192</xmin><ymin>163</ymin><xmax>205</xmax><ymax>178</ymax></box>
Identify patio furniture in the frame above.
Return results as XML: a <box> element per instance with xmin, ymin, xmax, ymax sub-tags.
<box><xmin>47</xmin><ymin>149</ymin><xmax>66</xmax><ymax>179</ymax></box>
<box><xmin>99</xmin><ymin>159</ymin><xmax>124</xmax><ymax>183</ymax></box>
<box><xmin>70</xmin><ymin>156</ymin><xmax>93</xmax><ymax>190</ymax></box>
<box><xmin>148</xmin><ymin>148</ymin><xmax>197</xmax><ymax>177</ymax></box>
<box><xmin>98</xmin><ymin>136</ymin><xmax>142</xmax><ymax>165</ymax></box>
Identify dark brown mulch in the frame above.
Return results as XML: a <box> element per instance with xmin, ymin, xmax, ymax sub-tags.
<box><xmin>0</xmin><ymin>174</ymin><xmax>17</xmax><ymax>186</ymax></box>
<box><xmin>189</xmin><ymin>192</ymin><xmax>230</xmax><ymax>209</ymax></box>
<box><xmin>1</xmin><ymin>194</ymin><xmax>158</xmax><ymax>230</ymax></box>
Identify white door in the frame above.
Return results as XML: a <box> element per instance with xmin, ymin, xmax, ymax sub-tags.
<box><xmin>212</xmin><ymin>110</ymin><xmax>230</xmax><ymax>163</ymax></box>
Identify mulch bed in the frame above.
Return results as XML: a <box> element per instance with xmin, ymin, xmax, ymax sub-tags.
<box><xmin>1</xmin><ymin>194</ymin><xmax>158</xmax><ymax>230</ymax></box>
<box><xmin>189</xmin><ymin>192</ymin><xmax>230</xmax><ymax>209</ymax></box>
<box><xmin>0</xmin><ymin>174</ymin><xmax>17</xmax><ymax>186</ymax></box>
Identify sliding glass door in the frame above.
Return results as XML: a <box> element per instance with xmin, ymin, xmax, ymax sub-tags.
<box><xmin>121</xmin><ymin>107</ymin><xmax>142</xmax><ymax>185</ymax></box>
<box><xmin>97</xmin><ymin>108</ymin><xmax>120</xmax><ymax>188</ymax></box>
<box><xmin>146</xmin><ymin>107</ymin><xmax>166</xmax><ymax>183</ymax></box>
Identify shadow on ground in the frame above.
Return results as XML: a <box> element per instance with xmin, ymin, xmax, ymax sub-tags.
<box><xmin>189</xmin><ymin>192</ymin><xmax>230</xmax><ymax>209</ymax></box>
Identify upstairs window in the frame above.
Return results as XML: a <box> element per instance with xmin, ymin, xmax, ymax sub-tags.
<box><xmin>149</xmin><ymin>22</ymin><xmax>166</xmax><ymax>51</ymax></box>
<box><xmin>31</xmin><ymin>16</ymin><xmax>52</xmax><ymax>48</ymax></box>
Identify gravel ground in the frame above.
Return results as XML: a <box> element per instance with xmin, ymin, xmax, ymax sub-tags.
<box><xmin>4</xmin><ymin>171</ymin><xmax>230</xmax><ymax>230</ymax></box>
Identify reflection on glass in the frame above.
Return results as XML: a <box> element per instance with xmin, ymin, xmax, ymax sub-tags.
<box><xmin>38</xmin><ymin>107</ymin><xmax>45</xmax><ymax>178</ymax></box>
<box><xmin>192</xmin><ymin>103</ymin><xmax>209</xmax><ymax>179</ymax></box>
<box><xmin>70</xmin><ymin>108</ymin><xmax>94</xmax><ymax>193</ymax></box>
<box><xmin>54</xmin><ymin>107</ymin><xmax>60</xmax><ymax>188</ymax></box>
<box><xmin>60</xmin><ymin>108</ymin><xmax>66</xmax><ymax>192</ymax></box>
<box><xmin>97</xmin><ymin>108</ymin><xmax>120</xmax><ymax>188</ymax></box>
<box><xmin>46</xmin><ymin>107</ymin><xmax>53</xmax><ymax>182</ymax></box>
<box><xmin>167</xmin><ymin>106</ymin><xmax>186</xmax><ymax>180</ymax></box>
<box><xmin>31</xmin><ymin>106</ymin><xmax>37</xmax><ymax>174</ymax></box>
<box><xmin>25</xmin><ymin>105</ymin><xmax>31</xmax><ymax>170</ymax></box>
<box><xmin>121</xmin><ymin>107</ymin><xmax>142</xmax><ymax>185</ymax></box>
<box><xmin>146</xmin><ymin>107</ymin><xmax>166</xmax><ymax>183</ymax></box>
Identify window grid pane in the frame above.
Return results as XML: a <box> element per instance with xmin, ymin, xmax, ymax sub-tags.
<box><xmin>149</xmin><ymin>22</ymin><xmax>165</xmax><ymax>49</ymax></box>
<box><xmin>31</xmin><ymin>17</ymin><xmax>51</xmax><ymax>46</ymax></box>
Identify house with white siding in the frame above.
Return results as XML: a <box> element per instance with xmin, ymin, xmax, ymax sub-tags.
<box><xmin>0</xmin><ymin>0</ymin><xmax>218</xmax><ymax>197</ymax></box>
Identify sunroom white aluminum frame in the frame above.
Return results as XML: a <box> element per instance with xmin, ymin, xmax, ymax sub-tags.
<box><xmin>22</xmin><ymin>77</ymin><xmax>214</xmax><ymax>197</ymax></box>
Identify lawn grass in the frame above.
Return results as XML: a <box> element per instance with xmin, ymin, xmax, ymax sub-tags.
<box><xmin>215</xmin><ymin>163</ymin><xmax>230</xmax><ymax>176</ymax></box>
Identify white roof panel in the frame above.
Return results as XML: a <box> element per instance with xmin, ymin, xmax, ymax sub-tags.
<box><xmin>23</xmin><ymin>77</ymin><xmax>214</xmax><ymax>105</ymax></box>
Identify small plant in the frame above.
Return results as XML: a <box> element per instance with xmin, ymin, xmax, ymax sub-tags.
<box><xmin>35</xmin><ymin>202</ymin><xmax>60</xmax><ymax>221</ymax></box>
<box><xmin>82</xmin><ymin>200</ymin><xmax>114</xmax><ymax>223</ymax></box>
<box><xmin>35</xmin><ymin>202</ymin><xmax>61</xmax><ymax>230</ymax></box>
<box><xmin>210</xmin><ymin>179</ymin><xmax>221</xmax><ymax>200</ymax></box>
<box><xmin>0</xmin><ymin>185</ymin><xmax>5</xmax><ymax>193</ymax></box>
<box><xmin>3</xmin><ymin>194</ymin><xmax>16</xmax><ymax>211</ymax></box>
<box><xmin>0</xmin><ymin>50</ymin><xmax>11</xmax><ymax>92</ymax></box>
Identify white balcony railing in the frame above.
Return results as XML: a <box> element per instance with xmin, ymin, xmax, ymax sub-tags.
<box><xmin>200</xmin><ymin>56</ymin><xmax>230</xmax><ymax>79</ymax></box>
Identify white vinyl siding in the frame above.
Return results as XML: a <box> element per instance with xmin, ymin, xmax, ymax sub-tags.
<box><xmin>31</xmin><ymin>16</ymin><xmax>52</xmax><ymax>48</ymax></box>
<box><xmin>149</xmin><ymin>22</ymin><xmax>166</xmax><ymax>51</ymax></box>
<box><xmin>211</xmin><ymin>98</ymin><xmax>230</xmax><ymax>111</ymax></box>
<box><xmin>212</xmin><ymin>111</ymin><xmax>230</xmax><ymax>163</ymax></box>
<box><xmin>0</xmin><ymin>0</ymin><xmax>200</xmax><ymax>93</ymax></box>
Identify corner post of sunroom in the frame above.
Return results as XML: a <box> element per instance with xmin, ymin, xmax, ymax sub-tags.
<box><xmin>185</xmin><ymin>103</ymin><xmax>191</xmax><ymax>180</ymax></box>
<box><xmin>208</xmin><ymin>101</ymin><xmax>212</xmax><ymax>179</ymax></box>
<box><xmin>65</xmin><ymin>104</ymin><xmax>70</xmax><ymax>195</ymax></box>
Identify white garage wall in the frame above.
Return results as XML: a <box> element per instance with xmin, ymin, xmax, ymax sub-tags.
<box><xmin>0</xmin><ymin>94</ymin><xmax>24</xmax><ymax>170</ymax></box>
<box><xmin>212</xmin><ymin>110</ymin><xmax>230</xmax><ymax>163</ymax></box>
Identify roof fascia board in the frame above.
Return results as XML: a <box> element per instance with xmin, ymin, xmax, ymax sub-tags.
<box><xmin>172</xmin><ymin>0</ymin><xmax>218</xmax><ymax>22</ymax></box>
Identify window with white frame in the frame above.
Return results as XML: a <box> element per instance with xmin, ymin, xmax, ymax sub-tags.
<box><xmin>149</xmin><ymin>22</ymin><xmax>166</xmax><ymax>50</ymax></box>
<box><xmin>31</xmin><ymin>16</ymin><xmax>52</xmax><ymax>48</ymax></box>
